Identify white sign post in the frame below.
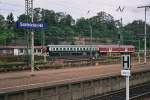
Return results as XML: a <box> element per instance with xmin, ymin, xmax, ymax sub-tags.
<box><xmin>121</xmin><ymin>54</ymin><xmax>131</xmax><ymax>100</ymax></box>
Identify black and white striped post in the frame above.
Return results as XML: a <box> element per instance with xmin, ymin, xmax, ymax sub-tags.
<box><xmin>121</xmin><ymin>54</ymin><xmax>131</xmax><ymax>100</ymax></box>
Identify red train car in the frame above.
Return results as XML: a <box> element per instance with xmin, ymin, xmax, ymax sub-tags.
<box><xmin>96</xmin><ymin>45</ymin><xmax>135</xmax><ymax>57</ymax></box>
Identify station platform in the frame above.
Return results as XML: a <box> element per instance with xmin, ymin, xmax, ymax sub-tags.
<box><xmin>0</xmin><ymin>63</ymin><xmax>150</xmax><ymax>93</ymax></box>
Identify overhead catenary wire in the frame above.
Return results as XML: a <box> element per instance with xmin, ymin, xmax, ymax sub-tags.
<box><xmin>0</xmin><ymin>1</ymin><xmax>24</xmax><ymax>20</ymax></box>
<box><xmin>0</xmin><ymin>0</ymin><xmax>23</xmax><ymax>7</ymax></box>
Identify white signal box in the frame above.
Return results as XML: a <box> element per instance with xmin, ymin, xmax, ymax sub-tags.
<box><xmin>122</xmin><ymin>55</ymin><xmax>131</xmax><ymax>70</ymax></box>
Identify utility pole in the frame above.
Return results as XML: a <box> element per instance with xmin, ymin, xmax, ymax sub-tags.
<box><xmin>137</xmin><ymin>5</ymin><xmax>150</xmax><ymax>64</ymax></box>
<box><xmin>43</xmin><ymin>30</ymin><xmax>47</xmax><ymax>62</ymax></box>
<box><xmin>25</xmin><ymin>0</ymin><xmax>34</xmax><ymax>72</ymax></box>
<box><xmin>90</xmin><ymin>22</ymin><xmax>93</xmax><ymax>58</ymax></box>
<box><xmin>138</xmin><ymin>40</ymin><xmax>141</xmax><ymax>63</ymax></box>
<box><xmin>42</xmin><ymin>10</ymin><xmax>47</xmax><ymax>63</ymax></box>
<box><xmin>25</xmin><ymin>0</ymin><xmax>29</xmax><ymax>68</ymax></box>
<box><xmin>87</xmin><ymin>10</ymin><xmax>93</xmax><ymax>58</ymax></box>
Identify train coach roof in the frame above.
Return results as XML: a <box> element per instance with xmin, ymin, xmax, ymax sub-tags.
<box><xmin>96</xmin><ymin>45</ymin><xmax>135</xmax><ymax>48</ymax></box>
<box><xmin>47</xmin><ymin>45</ymin><xmax>134</xmax><ymax>48</ymax></box>
<box><xmin>47</xmin><ymin>45</ymin><xmax>96</xmax><ymax>47</ymax></box>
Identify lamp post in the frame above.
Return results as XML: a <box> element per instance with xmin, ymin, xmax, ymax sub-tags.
<box><xmin>137</xmin><ymin>5</ymin><xmax>150</xmax><ymax>64</ymax></box>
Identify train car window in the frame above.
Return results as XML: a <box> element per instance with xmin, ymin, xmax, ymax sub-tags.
<box><xmin>60</xmin><ymin>48</ymin><xmax>62</xmax><ymax>51</ymax></box>
<box><xmin>63</xmin><ymin>48</ymin><xmax>66</xmax><ymax>51</ymax></box>
<box><xmin>34</xmin><ymin>49</ymin><xmax>36</xmax><ymax>53</ymax></box>
<box><xmin>20</xmin><ymin>49</ymin><xmax>23</xmax><ymax>53</ymax></box>
<box><xmin>56</xmin><ymin>48</ymin><xmax>58</xmax><ymax>50</ymax></box>
<box><xmin>67</xmin><ymin>48</ymin><xmax>69</xmax><ymax>51</ymax></box>
<box><xmin>38</xmin><ymin>49</ymin><xmax>41</xmax><ymax>52</ymax></box>
<box><xmin>70</xmin><ymin>48</ymin><xmax>72</xmax><ymax>51</ymax></box>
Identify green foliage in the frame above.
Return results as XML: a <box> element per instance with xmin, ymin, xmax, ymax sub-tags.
<box><xmin>75</xmin><ymin>17</ymin><xmax>89</xmax><ymax>36</ymax></box>
<box><xmin>125</xmin><ymin>20</ymin><xmax>145</xmax><ymax>35</ymax></box>
<box><xmin>0</xmin><ymin>8</ymin><xmax>149</xmax><ymax>49</ymax></box>
<box><xmin>0</xmin><ymin>14</ymin><xmax>5</xmax><ymax>29</ymax></box>
<box><xmin>124</xmin><ymin>20</ymin><xmax>150</xmax><ymax>49</ymax></box>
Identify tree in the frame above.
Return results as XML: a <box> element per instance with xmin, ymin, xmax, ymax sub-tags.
<box><xmin>124</xmin><ymin>20</ymin><xmax>150</xmax><ymax>48</ymax></box>
<box><xmin>6</xmin><ymin>13</ymin><xmax>15</xmax><ymax>29</ymax></box>
<box><xmin>90</xmin><ymin>11</ymin><xmax>116</xmax><ymax>35</ymax></box>
<box><xmin>41</xmin><ymin>9</ymin><xmax>58</xmax><ymax>26</ymax></box>
<box><xmin>124</xmin><ymin>20</ymin><xmax>147</xmax><ymax>35</ymax></box>
<box><xmin>17</xmin><ymin>14</ymin><xmax>31</xmax><ymax>22</ymax></box>
<box><xmin>34</xmin><ymin>8</ymin><xmax>42</xmax><ymax>22</ymax></box>
<box><xmin>75</xmin><ymin>17</ymin><xmax>89</xmax><ymax>36</ymax></box>
<box><xmin>0</xmin><ymin>14</ymin><xmax>5</xmax><ymax>29</ymax></box>
<box><xmin>59</xmin><ymin>14</ymin><xmax>75</xmax><ymax>26</ymax></box>
<box><xmin>1</xmin><ymin>8</ymin><xmax>149</xmax><ymax>46</ymax></box>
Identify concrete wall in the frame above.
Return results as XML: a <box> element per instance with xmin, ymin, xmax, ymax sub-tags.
<box><xmin>0</xmin><ymin>70</ymin><xmax>150</xmax><ymax>100</ymax></box>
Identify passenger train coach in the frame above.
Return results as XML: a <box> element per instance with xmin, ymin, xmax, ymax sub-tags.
<box><xmin>47</xmin><ymin>45</ymin><xmax>135</xmax><ymax>57</ymax></box>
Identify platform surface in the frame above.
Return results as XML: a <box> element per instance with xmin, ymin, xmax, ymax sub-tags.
<box><xmin>0</xmin><ymin>63</ymin><xmax>149</xmax><ymax>93</ymax></box>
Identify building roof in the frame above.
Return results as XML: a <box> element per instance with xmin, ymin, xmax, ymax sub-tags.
<box><xmin>0</xmin><ymin>46</ymin><xmax>46</xmax><ymax>49</ymax></box>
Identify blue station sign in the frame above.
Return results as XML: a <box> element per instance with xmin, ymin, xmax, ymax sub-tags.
<box><xmin>16</xmin><ymin>22</ymin><xmax>48</xmax><ymax>29</ymax></box>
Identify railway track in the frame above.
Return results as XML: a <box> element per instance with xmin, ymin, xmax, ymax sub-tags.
<box><xmin>0</xmin><ymin>62</ymin><xmax>47</xmax><ymax>72</ymax></box>
<box><xmin>86</xmin><ymin>82</ymin><xmax>150</xmax><ymax>100</ymax></box>
<box><xmin>0</xmin><ymin>58</ymin><xmax>120</xmax><ymax>72</ymax></box>
<box><xmin>0</xmin><ymin>56</ymin><xmax>142</xmax><ymax>72</ymax></box>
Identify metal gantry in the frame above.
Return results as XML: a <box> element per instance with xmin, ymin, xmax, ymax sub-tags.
<box><xmin>25</xmin><ymin>0</ymin><xmax>34</xmax><ymax>73</ymax></box>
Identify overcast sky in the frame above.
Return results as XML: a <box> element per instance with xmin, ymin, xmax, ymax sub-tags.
<box><xmin>0</xmin><ymin>0</ymin><xmax>150</xmax><ymax>24</ymax></box>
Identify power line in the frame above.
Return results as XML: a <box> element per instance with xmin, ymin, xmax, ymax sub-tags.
<box><xmin>0</xmin><ymin>1</ymin><xmax>22</xmax><ymax>7</ymax></box>
<box><xmin>0</xmin><ymin>1</ymin><xmax>21</xmax><ymax>12</ymax></box>
<box><xmin>0</xmin><ymin>8</ymin><xmax>16</xmax><ymax>12</ymax></box>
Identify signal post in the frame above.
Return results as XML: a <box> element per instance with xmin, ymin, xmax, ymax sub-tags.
<box><xmin>121</xmin><ymin>54</ymin><xmax>131</xmax><ymax>100</ymax></box>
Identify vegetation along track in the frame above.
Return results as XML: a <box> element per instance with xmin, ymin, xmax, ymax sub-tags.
<box><xmin>86</xmin><ymin>82</ymin><xmax>150</xmax><ymax>100</ymax></box>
